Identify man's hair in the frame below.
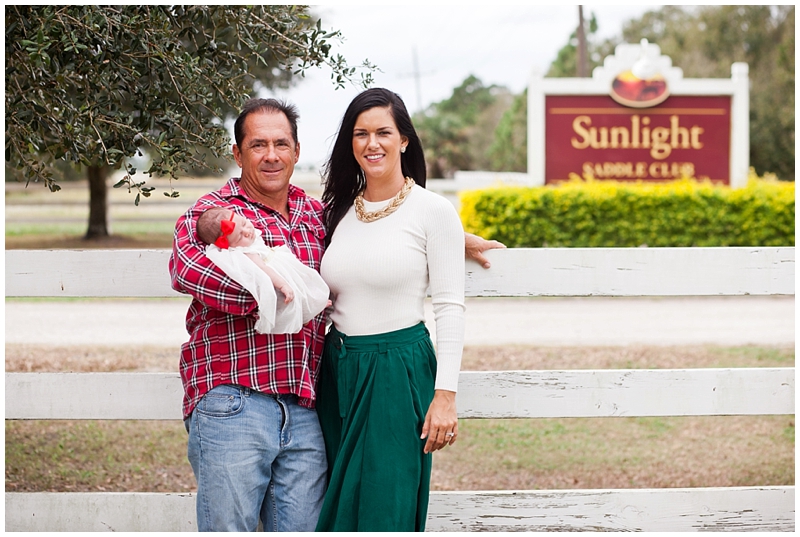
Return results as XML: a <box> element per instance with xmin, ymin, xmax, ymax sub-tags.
<box><xmin>196</xmin><ymin>207</ymin><xmax>231</xmax><ymax>245</ymax></box>
<box><xmin>233</xmin><ymin>98</ymin><xmax>300</xmax><ymax>148</ymax></box>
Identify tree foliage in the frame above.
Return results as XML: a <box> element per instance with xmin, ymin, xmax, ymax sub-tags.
<box><xmin>413</xmin><ymin>75</ymin><xmax>512</xmax><ymax>178</ymax></box>
<box><xmin>487</xmin><ymin>90</ymin><xmax>527</xmax><ymax>173</ymax></box>
<box><xmin>5</xmin><ymin>5</ymin><xmax>374</xmax><ymax>237</ymax></box>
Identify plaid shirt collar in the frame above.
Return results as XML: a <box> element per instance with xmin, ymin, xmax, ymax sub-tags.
<box><xmin>218</xmin><ymin>178</ymin><xmax>312</xmax><ymax>224</ymax></box>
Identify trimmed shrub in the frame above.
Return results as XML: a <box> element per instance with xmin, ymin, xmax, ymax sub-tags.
<box><xmin>459</xmin><ymin>172</ymin><xmax>795</xmax><ymax>247</ymax></box>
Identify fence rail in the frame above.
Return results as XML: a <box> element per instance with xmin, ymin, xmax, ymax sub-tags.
<box><xmin>5</xmin><ymin>247</ymin><xmax>795</xmax><ymax>532</ymax></box>
<box><xmin>6</xmin><ymin>247</ymin><xmax>794</xmax><ymax>298</ymax></box>
<box><xmin>6</xmin><ymin>487</ymin><xmax>795</xmax><ymax>532</ymax></box>
<box><xmin>6</xmin><ymin>368</ymin><xmax>794</xmax><ymax>421</ymax></box>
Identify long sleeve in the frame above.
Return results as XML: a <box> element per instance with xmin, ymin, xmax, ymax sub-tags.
<box><xmin>424</xmin><ymin>195</ymin><xmax>465</xmax><ymax>392</ymax></box>
<box><xmin>320</xmin><ymin>185</ymin><xmax>465</xmax><ymax>392</ymax></box>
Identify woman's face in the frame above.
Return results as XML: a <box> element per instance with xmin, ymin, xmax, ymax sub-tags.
<box><xmin>352</xmin><ymin>106</ymin><xmax>408</xmax><ymax>182</ymax></box>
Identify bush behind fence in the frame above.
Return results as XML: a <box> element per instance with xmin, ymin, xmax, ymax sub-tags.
<box><xmin>460</xmin><ymin>173</ymin><xmax>795</xmax><ymax>248</ymax></box>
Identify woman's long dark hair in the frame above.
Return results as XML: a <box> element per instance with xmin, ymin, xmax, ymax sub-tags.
<box><xmin>322</xmin><ymin>88</ymin><xmax>426</xmax><ymax>247</ymax></box>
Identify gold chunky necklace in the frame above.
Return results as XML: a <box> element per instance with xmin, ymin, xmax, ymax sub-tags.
<box><xmin>354</xmin><ymin>177</ymin><xmax>415</xmax><ymax>223</ymax></box>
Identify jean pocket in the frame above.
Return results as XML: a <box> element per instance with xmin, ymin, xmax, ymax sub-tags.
<box><xmin>195</xmin><ymin>385</ymin><xmax>245</xmax><ymax>417</ymax></box>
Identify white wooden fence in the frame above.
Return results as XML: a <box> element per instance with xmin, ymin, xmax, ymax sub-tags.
<box><xmin>5</xmin><ymin>247</ymin><xmax>796</xmax><ymax>532</ymax></box>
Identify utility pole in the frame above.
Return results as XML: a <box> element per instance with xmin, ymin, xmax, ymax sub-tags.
<box><xmin>412</xmin><ymin>47</ymin><xmax>423</xmax><ymax>113</ymax></box>
<box><xmin>398</xmin><ymin>46</ymin><xmax>433</xmax><ymax>114</ymax></box>
<box><xmin>577</xmin><ymin>5</ymin><xmax>588</xmax><ymax>77</ymax></box>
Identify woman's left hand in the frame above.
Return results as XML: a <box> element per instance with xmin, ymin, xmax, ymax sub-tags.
<box><xmin>421</xmin><ymin>390</ymin><xmax>458</xmax><ymax>454</ymax></box>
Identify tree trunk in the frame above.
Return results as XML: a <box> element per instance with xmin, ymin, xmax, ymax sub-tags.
<box><xmin>85</xmin><ymin>165</ymin><xmax>110</xmax><ymax>239</ymax></box>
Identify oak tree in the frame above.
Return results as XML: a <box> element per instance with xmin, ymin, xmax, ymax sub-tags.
<box><xmin>6</xmin><ymin>5</ymin><xmax>373</xmax><ymax>238</ymax></box>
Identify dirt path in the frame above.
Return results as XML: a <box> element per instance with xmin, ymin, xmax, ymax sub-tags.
<box><xmin>5</xmin><ymin>296</ymin><xmax>795</xmax><ymax>347</ymax></box>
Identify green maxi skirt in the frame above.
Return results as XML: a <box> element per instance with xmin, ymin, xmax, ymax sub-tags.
<box><xmin>315</xmin><ymin>322</ymin><xmax>436</xmax><ymax>532</ymax></box>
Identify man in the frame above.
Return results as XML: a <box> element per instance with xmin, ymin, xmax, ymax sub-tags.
<box><xmin>170</xmin><ymin>99</ymin><xmax>326</xmax><ymax>532</ymax></box>
<box><xmin>169</xmin><ymin>98</ymin><xmax>503</xmax><ymax>532</ymax></box>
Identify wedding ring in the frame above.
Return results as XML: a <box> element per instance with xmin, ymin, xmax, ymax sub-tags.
<box><xmin>445</xmin><ymin>432</ymin><xmax>455</xmax><ymax>437</ymax></box>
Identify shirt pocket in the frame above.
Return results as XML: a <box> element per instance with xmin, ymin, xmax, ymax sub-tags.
<box><xmin>300</xmin><ymin>213</ymin><xmax>326</xmax><ymax>242</ymax></box>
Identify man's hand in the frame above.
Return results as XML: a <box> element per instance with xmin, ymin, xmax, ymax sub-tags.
<box><xmin>465</xmin><ymin>232</ymin><xmax>506</xmax><ymax>269</ymax></box>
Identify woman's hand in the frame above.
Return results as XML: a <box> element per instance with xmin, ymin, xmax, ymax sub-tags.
<box><xmin>421</xmin><ymin>390</ymin><xmax>458</xmax><ymax>454</ymax></box>
<box><xmin>465</xmin><ymin>232</ymin><xmax>506</xmax><ymax>269</ymax></box>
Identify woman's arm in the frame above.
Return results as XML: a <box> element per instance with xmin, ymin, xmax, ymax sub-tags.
<box><xmin>422</xmin><ymin>195</ymin><xmax>466</xmax><ymax>453</ymax></box>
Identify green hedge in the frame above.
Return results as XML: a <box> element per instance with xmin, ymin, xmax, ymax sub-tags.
<box><xmin>459</xmin><ymin>174</ymin><xmax>795</xmax><ymax>248</ymax></box>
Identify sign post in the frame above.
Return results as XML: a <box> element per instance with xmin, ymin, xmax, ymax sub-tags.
<box><xmin>528</xmin><ymin>40</ymin><xmax>749</xmax><ymax>187</ymax></box>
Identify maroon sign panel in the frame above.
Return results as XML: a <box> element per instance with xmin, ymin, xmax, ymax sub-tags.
<box><xmin>545</xmin><ymin>95</ymin><xmax>731</xmax><ymax>184</ymax></box>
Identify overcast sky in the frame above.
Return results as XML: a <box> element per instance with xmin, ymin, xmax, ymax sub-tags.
<box><xmin>256</xmin><ymin>4</ymin><xmax>662</xmax><ymax>171</ymax></box>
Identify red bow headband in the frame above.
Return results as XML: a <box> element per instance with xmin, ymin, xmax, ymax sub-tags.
<box><xmin>214</xmin><ymin>212</ymin><xmax>236</xmax><ymax>249</ymax></box>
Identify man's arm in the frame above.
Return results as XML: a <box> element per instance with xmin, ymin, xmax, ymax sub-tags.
<box><xmin>465</xmin><ymin>232</ymin><xmax>506</xmax><ymax>269</ymax></box>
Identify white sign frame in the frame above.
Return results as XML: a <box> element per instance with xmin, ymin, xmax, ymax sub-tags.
<box><xmin>528</xmin><ymin>40</ymin><xmax>750</xmax><ymax>188</ymax></box>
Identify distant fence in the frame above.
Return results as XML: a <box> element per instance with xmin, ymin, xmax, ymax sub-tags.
<box><xmin>5</xmin><ymin>247</ymin><xmax>795</xmax><ymax>531</ymax></box>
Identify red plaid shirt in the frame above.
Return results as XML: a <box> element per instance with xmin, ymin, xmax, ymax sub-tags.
<box><xmin>169</xmin><ymin>178</ymin><xmax>326</xmax><ymax>420</ymax></box>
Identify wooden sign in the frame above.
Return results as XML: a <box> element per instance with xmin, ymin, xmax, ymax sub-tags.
<box><xmin>545</xmin><ymin>95</ymin><xmax>732</xmax><ymax>183</ymax></box>
<box><xmin>529</xmin><ymin>39</ymin><xmax>750</xmax><ymax>187</ymax></box>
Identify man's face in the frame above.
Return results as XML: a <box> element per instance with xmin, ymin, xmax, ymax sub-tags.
<box><xmin>233</xmin><ymin>111</ymin><xmax>300</xmax><ymax>207</ymax></box>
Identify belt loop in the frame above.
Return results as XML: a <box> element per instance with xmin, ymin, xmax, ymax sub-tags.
<box><xmin>378</xmin><ymin>341</ymin><xmax>387</xmax><ymax>354</ymax></box>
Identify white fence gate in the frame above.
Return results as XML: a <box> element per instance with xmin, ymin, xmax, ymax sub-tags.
<box><xmin>5</xmin><ymin>247</ymin><xmax>795</xmax><ymax>531</ymax></box>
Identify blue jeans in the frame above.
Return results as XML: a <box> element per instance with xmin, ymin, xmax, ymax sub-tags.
<box><xmin>185</xmin><ymin>385</ymin><xmax>327</xmax><ymax>532</ymax></box>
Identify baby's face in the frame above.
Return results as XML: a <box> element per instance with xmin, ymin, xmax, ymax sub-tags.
<box><xmin>226</xmin><ymin>213</ymin><xmax>257</xmax><ymax>248</ymax></box>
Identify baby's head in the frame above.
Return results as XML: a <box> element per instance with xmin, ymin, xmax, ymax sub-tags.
<box><xmin>197</xmin><ymin>207</ymin><xmax>256</xmax><ymax>249</ymax></box>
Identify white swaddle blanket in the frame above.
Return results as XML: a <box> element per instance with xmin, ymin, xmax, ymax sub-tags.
<box><xmin>205</xmin><ymin>230</ymin><xmax>329</xmax><ymax>334</ymax></box>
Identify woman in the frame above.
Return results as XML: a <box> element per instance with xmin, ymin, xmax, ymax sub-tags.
<box><xmin>316</xmin><ymin>88</ymin><xmax>465</xmax><ymax>532</ymax></box>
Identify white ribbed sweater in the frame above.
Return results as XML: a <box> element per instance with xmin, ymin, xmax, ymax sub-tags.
<box><xmin>320</xmin><ymin>185</ymin><xmax>465</xmax><ymax>392</ymax></box>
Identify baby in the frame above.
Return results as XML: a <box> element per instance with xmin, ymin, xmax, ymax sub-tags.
<box><xmin>198</xmin><ymin>207</ymin><xmax>296</xmax><ymax>303</ymax></box>
<box><xmin>196</xmin><ymin>207</ymin><xmax>330</xmax><ymax>334</ymax></box>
